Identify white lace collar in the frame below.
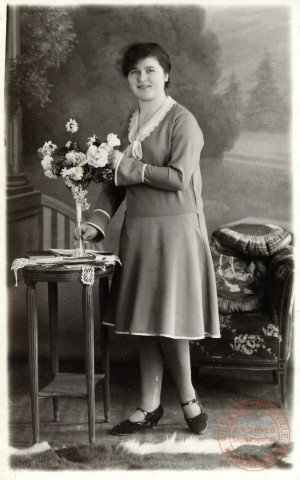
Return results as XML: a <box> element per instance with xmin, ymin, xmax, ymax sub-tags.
<box><xmin>123</xmin><ymin>96</ymin><xmax>176</xmax><ymax>160</ymax></box>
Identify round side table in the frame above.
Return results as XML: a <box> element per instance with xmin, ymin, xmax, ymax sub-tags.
<box><xmin>23</xmin><ymin>263</ymin><xmax>113</xmax><ymax>445</ymax></box>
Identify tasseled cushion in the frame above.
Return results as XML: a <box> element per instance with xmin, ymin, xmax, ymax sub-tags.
<box><xmin>212</xmin><ymin>223</ymin><xmax>291</xmax><ymax>257</ymax></box>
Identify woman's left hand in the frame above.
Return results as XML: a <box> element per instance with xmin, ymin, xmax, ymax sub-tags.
<box><xmin>107</xmin><ymin>150</ymin><xmax>123</xmax><ymax>170</ymax></box>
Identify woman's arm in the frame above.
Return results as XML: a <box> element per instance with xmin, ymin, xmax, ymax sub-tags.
<box><xmin>83</xmin><ymin>118</ymin><xmax>128</xmax><ymax>242</ymax></box>
<box><xmin>85</xmin><ymin>185</ymin><xmax>126</xmax><ymax>241</ymax></box>
<box><xmin>115</xmin><ymin>113</ymin><xmax>204</xmax><ymax>191</ymax></box>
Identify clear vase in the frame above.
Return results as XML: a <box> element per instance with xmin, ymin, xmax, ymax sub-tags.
<box><xmin>73</xmin><ymin>199</ymin><xmax>86</xmax><ymax>257</ymax></box>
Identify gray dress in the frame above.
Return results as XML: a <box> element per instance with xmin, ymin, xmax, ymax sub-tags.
<box><xmin>87</xmin><ymin>100</ymin><xmax>220</xmax><ymax>339</ymax></box>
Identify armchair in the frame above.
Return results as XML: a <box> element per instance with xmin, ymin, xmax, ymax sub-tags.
<box><xmin>190</xmin><ymin>222</ymin><xmax>294</xmax><ymax>408</ymax></box>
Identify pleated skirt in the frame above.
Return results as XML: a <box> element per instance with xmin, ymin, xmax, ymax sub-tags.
<box><xmin>103</xmin><ymin>212</ymin><xmax>220</xmax><ymax>339</ymax></box>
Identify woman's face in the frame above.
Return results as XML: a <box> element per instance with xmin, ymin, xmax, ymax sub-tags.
<box><xmin>127</xmin><ymin>56</ymin><xmax>169</xmax><ymax>102</ymax></box>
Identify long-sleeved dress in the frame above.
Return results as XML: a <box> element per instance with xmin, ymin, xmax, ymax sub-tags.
<box><xmin>87</xmin><ymin>97</ymin><xmax>220</xmax><ymax>339</ymax></box>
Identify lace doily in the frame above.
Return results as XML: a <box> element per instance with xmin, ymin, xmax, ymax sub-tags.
<box><xmin>11</xmin><ymin>258</ymin><xmax>33</xmax><ymax>286</ymax></box>
<box><xmin>11</xmin><ymin>255</ymin><xmax>121</xmax><ymax>287</ymax></box>
<box><xmin>81</xmin><ymin>265</ymin><xmax>95</xmax><ymax>285</ymax></box>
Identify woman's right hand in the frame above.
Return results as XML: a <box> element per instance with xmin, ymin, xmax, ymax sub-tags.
<box><xmin>73</xmin><ymin>223</ymin><xmax>100</xmax><ymax>242</ymax></box>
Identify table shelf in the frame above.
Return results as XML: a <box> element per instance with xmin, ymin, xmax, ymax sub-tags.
<box><xmin>39</xmin><ymin>373</ymin><xmax>105</xmax><ymax>398</ymax></box>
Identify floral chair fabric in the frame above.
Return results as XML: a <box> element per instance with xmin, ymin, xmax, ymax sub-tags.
<box><xmin>190</xmin><ymin>312</ymin><xmax>281</xmax><ymax>361</ymax></box>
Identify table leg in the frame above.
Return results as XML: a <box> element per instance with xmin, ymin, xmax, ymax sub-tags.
<box><xmin>48</xmin><ymin>282</ymin><xmax>59</xmax><ymax>422</ymax></box>
<box><xmin>99</xmin><ymin>277</ymin><xmax>110</xmax><ymax>422</ymax></box>
<box><xmin>83</xmin><ymin>285</ymin><xmax>95</xmax><ymax>445</ymax></box>
<box><xmin>27</xmin><ymin>284</ymin><xmax>39</xmax><ymax>444</ymax></box>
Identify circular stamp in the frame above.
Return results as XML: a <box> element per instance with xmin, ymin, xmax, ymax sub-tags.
<box><xmin>218</xmin><ymin>399</ymin><xmax>290</xmax><ymax>471</ymax></box>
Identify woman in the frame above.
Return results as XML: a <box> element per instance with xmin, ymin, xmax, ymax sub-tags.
<box><xmin>75</xmin><ymin>42</ymin><xmax>220</xmax><ymax>435</ymax></box>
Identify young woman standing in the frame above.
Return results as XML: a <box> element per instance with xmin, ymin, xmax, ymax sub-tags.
<box><xmin>75</xmin><ymin>43</ymin><xmax>220</xmax><ymax>435</ymax></box>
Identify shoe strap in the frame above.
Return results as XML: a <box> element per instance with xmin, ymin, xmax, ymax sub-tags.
<box><xmin>181</xmin><ymin>398</ymin><xmax>199</xmax><ymax>408</ymax></box>
<box><xmin>136</xmin><ymin>407</ymin><xmax>148</xmax><ymax>418</ymax></box>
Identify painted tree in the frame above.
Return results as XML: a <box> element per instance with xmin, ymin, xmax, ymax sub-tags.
<box><xmin>243</xmin><ymin>52</ymin><xmax>289</xmax><ymax>132</ymax></box>
<box><xmin>223</xmin><ymin>72</ymin><xmax>242</xmax><ymax>114</ymax></box>
<box><xmin>7</xmin><ymin>7</ymin><xmax>77</xmax><ymax>116</ymax></box>
<box><xmin>200</xmin><ymin>71</ymin><xmax>242</xmax><ymax>158</ymax></box>
<box><xmin>21</xmin><ymin>5</ymin><xmax>241</xmax><ymax>158</ymax></box>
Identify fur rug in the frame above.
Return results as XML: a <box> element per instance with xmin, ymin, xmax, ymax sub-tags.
<box><xmin>9</xmin><ymin>434</ymin><xmax>293</xmax><ymax>470</ymax></box>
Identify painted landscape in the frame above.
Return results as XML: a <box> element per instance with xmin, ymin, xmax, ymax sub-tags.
<box><xmin>18</xmin><ymin>4</ymin><xmax>292</xmax><ymax>245</ymax></box>
<box><xmin>206</xmin><ymin>5</ymin><xmax>291</xmax><ymax>168</ymax></box>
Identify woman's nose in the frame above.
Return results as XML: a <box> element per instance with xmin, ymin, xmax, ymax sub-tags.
<box><xmin>138</xmin><ymin>71</ymin><xmax>147</xmax><ymax>82</ymax></box>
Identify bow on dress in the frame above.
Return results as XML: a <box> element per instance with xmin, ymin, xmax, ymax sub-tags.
<box><xmin>123</xmin><ymin>96</ymin><xmax>176</xmax><ymax>161</ymax></box>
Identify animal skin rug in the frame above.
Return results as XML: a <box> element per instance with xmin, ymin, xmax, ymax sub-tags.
<box><xmin>9</xmin><ymin>434</ymin><xmax>293</xmax><ymax>471</ymax></box>
<box><xmin>10</xmin><ymin>433</ymin><xmax>292</xmax><ymax>458</ymax></box>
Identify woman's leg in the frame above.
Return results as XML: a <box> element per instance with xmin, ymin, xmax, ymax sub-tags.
<box><xmin>129</xmin><ymin>336</ymin><xmax>164</xmax><ymax>422</ymax></box>
<box><xmin>159</xmin><ymin>338</ymin><xmax>201</xmax><ymax>419</ymax></box>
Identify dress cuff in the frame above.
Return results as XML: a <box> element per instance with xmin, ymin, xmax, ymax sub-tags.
<box><xmin>142</xmin><ymin>164</ymin><xmax>147</xmax><ymax>183</ymax></box>
<box><xmin>114</xmin><ymin>154</ymin><xmax>144</xmax><ymax>186</ymax></box>
<box><xmin>93</xmin><ymin>209</ymin><xmax>111</xmax><ymax>220</ymax></box>
<box><xmin>114</xmin><ymin>154</ymin><xmax>124</xmax><ymax>187</ymax></box>
<box><xmin>86</xmin><ymin>208</ymin><xmax>111</xmax><ymax>241</ymax></box>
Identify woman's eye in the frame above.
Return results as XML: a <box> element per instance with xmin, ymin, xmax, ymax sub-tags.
<box><xmin>147</xmin><ymin>69</ymin><xmax>155</xmax><ymax>73</ymax></box>
<box><xmin>130</xmin><ymin>70</ymin><xmax>138</xmax><ymax>75</ymax></box>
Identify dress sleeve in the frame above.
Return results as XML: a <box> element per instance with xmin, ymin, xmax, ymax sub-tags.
<box><xmin>115</xmin><ymin>113</ymin><xmax>204</xmax><ymax>191</ymax></box>
<box><xmin>86</xmin><ymin>118</ymin><xmax>128</xmax><ymax>241</ymax></box>
<box><xmin>86</xmin><ymin>185</ymin><xmax>126</xmax><ymax>242</ymax></box>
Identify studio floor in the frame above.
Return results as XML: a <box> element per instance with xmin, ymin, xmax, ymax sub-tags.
<box><xmin>8</xmin><ymin>360</ymin><xmax>294</xmax><ymax>449</ymax></box>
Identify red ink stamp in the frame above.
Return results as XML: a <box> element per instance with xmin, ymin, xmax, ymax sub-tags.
<box><xmin>218</xmin><ymin>399</ymin><xmax>290</xmax><ymax>471</ymax></box>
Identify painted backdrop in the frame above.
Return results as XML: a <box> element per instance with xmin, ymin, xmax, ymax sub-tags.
<box><xmin>9</xmin><ymin>4</ymin><xmax>292</xmax><ymax>361</ymax></box>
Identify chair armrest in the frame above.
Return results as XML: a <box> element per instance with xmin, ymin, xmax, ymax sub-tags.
<box><xmin>268</xmin><ymin>247</ymin><xmax>294</xmax><ymax>361</ymax></box>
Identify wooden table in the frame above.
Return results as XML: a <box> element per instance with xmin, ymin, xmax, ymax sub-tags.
<box><xmin>23</xmin><ymin>263</ymin><xmax>113</xmax><ymax>445</ymax></box>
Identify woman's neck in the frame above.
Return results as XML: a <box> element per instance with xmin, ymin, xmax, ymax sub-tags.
<box><xmin>138</xmin><ymin>93</ymin><xmax>168</xmax><ymax>128</ymax></box>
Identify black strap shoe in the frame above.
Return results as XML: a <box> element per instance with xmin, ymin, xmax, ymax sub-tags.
<box><xmin>110</xmin><ymin>404</ymin><xmax>164</xmax><ymax>436</ymax></box>
<box><xmin>181</xmin><ymin>398</ymin><xmax>208</xmax><ymax>435</ymax></box>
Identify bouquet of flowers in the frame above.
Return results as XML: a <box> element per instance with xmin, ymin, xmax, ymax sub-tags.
<box><xmin>38</xmin><ymin>118</ymin><xmax>121</xmax><ymax>256</ymax></box>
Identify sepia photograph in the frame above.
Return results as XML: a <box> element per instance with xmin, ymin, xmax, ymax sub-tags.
<box><xmin>3</xmin><ymin>0</ymin><xmax>298</xmax><ymax>475</ymax></box>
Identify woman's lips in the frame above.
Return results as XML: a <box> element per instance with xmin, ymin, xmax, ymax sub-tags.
<box><xmin>138</xmin><ymin>85</ymin><xmax>150</xmax><ymax>89</ymax></box>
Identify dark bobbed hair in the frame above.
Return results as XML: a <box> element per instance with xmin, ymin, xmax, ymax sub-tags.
<box><xmin>119</xmin><ymin>42</ymin><xmax>171</xmax><ymax>89</ymax></box>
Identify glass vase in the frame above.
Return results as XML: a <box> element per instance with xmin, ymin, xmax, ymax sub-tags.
<box><xmin>73</xmin><ymin>199</ymin><xmax>86</xmax><ymax>257</ymax></box>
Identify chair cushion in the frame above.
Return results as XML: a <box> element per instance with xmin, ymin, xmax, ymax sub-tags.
<box><xmin>212</xmin><ymin>223</ymin><xmax>291</xmax><ymax>257</ymax></box>
<box><xmin>210</xmin><ymin>242</ymin><xmax>268</xmax><ymax>314</ymax></box>
<box><xmin>190</xmin><ymin>312</ymin><xmax>281</xmax><ymax>361</ymax></box>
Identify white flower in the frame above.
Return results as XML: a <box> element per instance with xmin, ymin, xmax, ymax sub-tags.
<box><xmin>61</xmin><ymin>167</ymin><xmax>74</xmax><ymax>178</ymax></box>
<box><xmin>41</xmin><ymin>155</ymin><xmax>53</xmax><ymax>171</ymax></box>
<box><xmin>62</xmin><ymin>166</ymin><xmax>84</xmax><ymax>181</ymax></box>
<box><xmin>86</xmin><ymin>145</ymin><xmax>108</xmax><ymax>168</ymax></box>
<box><xmin>100</xmin><ymin>142</ymin><xmax>113</xmax><ymax>154</ymax></box>
<box><xmin>73</xmin><ymin>166</ymin><xmax>84</xmax><ymax>180</ymax></box>
<box><xmin>65</xmin><ymin>141</ymin><xmax>72</xmax><ymax>148</ymax></box>
<box><xmin>44</xmin><ymin>170</ymin><xmax>57</xmax><ymax>179</ymax></box>
<box><xmin>106</xmin><ymin>133</ymin><xmax>121</xmax><ymax>147</ymax></box>
<box><xmin>77</xmin><ymin>152</ymin><xmax>87</xmax><ymax>166</ymax></box>
<box><xmin>39</xmin><ymin>141</ymin><xmax>57</xmax><ymax>157</ymax></box>
<box><xmin>65</xmin><ymin>151</ymin><xmax>86</xmax><ymax>167</ymax></box>
<box><xmin>65</xmin><ymin>151</ymin><xmax>77</xmax><ymax>165</ymax></box>
<box><xmin>86</xmin><ymin>145</ymin><xmax>98</xmax><ymax>157</ymax></box>
<box><xmin>66</xmin><ymin>118</ymin><xmax>79</xmax><ymax>133</ymax></box>
<box><xmin>87</xmin><ymin>134</ymin><xmax>97</xmax><ymax>146</ymax></box>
